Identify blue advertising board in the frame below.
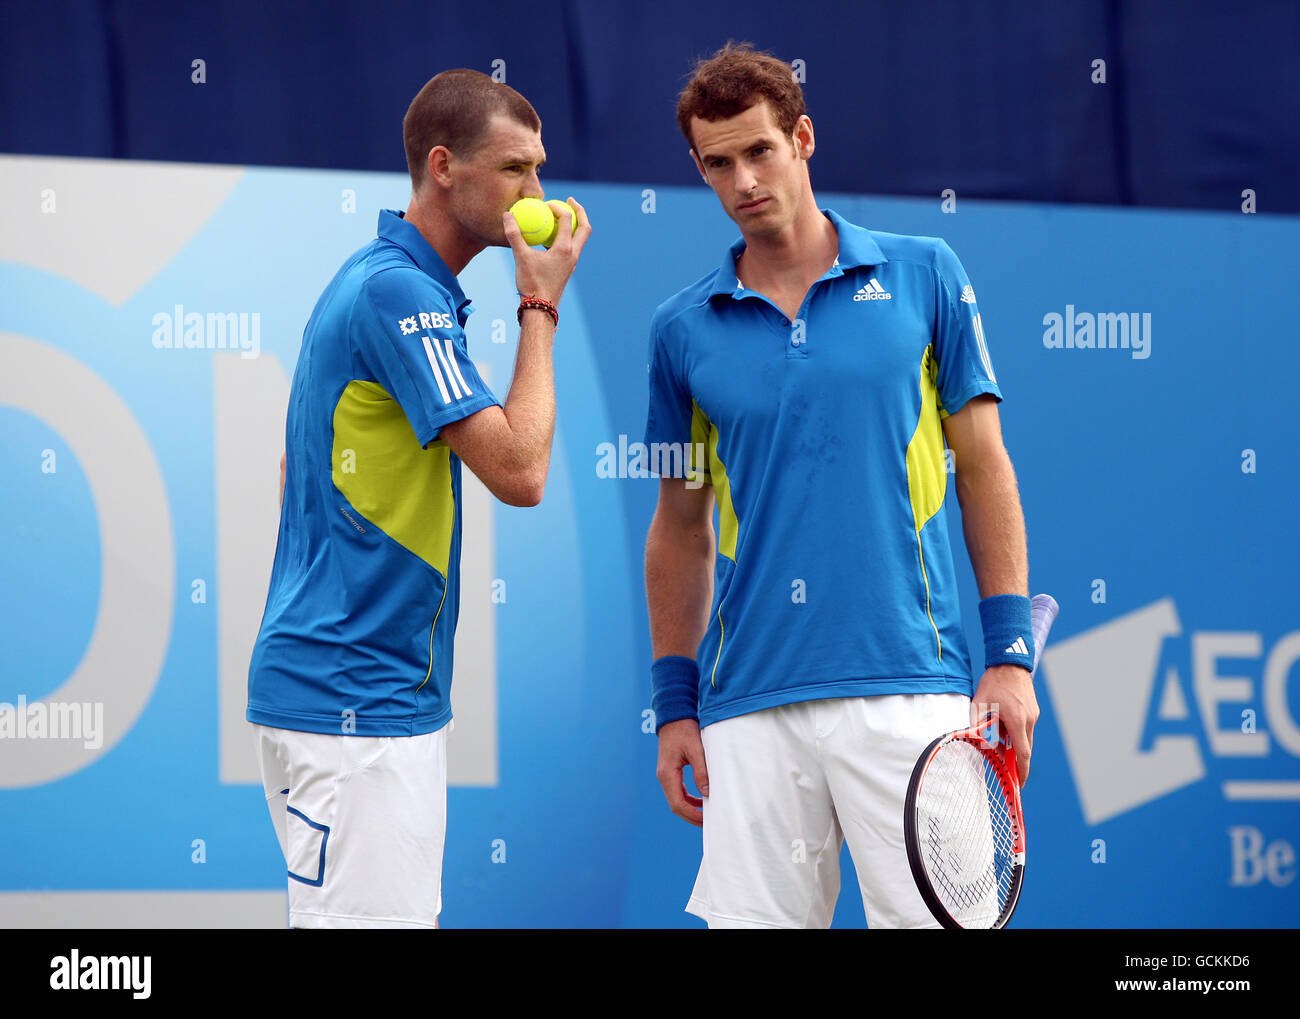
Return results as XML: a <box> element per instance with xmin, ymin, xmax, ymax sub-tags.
<box><xmin>1</xmin><ymin>156</ymin><xmax>1295</xmax><ymax>927</ymax></box>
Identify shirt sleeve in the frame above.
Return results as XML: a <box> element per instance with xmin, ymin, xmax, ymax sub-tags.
<box><xmin>931</xmin><ymin>240</ymin><xmax>1003</xmax><ymax>418</ymax></box>
<box><xmin>356</xmin><ymin>267</ymin><xmax>501</xmax><ymax>446</ymax></box>
<box><xmin>644</xmin><ymin>316</ymin><xmax>708</xmax><ymax>480</ymax></box>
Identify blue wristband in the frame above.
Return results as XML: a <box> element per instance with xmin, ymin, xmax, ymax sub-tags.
<box><xmin>650</xmin><ymin>656</ymin><xmax>699</xmax><ymax>732</ymax></box>
<box><xmin>979</xmin><ymin>594</ymin><xmax>1035</xmax><ymax>672</ymax></box>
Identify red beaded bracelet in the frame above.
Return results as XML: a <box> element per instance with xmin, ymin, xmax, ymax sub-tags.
<box><xmin>517</xmin><ymin>295</ymin><xmax>558</xmax><ymax>328</ymax></box>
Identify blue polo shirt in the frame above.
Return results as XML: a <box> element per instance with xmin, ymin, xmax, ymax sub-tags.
<box><xmin>645</xmin><ymin>209</ymin><xmax>1001</xmax><ymax>728</ymax></box>
<box><xmin>248</xmin><ymin>209</ymin><xmax>500</xmax><ymax>736</ymax></box>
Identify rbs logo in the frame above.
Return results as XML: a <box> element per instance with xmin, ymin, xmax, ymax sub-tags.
<box><xmin>398</xmin><ymin>312</ymin><xmax>455</xmax><ymax>335</ymax></box>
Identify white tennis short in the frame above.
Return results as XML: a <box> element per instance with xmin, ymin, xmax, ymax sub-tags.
<box><xmin>254</xmin><ymin>722</ymin><xmax>450</xmax><ymax>929</ymax></box>
<box><xmin>686</xmin><ymin>693</ymin><xmax>971</xmax><ymax>929</ymax></box>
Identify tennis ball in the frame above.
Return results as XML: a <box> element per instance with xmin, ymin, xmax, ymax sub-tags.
<box><xmin>543</xmin><ymin>199</ymin><xmax>580</xmax><ymax>247</ymax></box>
<box><xmin>509</xmin><ymin>197</ymin><xmax>556</xmax><ymax>247</ymax></box>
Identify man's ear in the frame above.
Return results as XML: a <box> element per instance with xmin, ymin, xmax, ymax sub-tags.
<box><xmin>793</xmin><ymin>115</ymin><xmax>815</xmax><ymax>161</ymax></box>
<box><xmin>426</xmin><ymin>145</ymin><xmax>454</xmax><ymax>189</ymax></box>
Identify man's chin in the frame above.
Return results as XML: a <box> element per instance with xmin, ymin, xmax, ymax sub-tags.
<box><xmin>488</xmin><ymin>219</ymin><xmax>515</xmax><ymax>247</ymax></box>
<box><xmin>736</xmin><ymin>216</ymin><xmax>784</xmax><ymax>241</ymax></box>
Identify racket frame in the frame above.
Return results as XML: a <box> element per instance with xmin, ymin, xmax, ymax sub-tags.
<box><xmin>903</xmin><ymin>716</ymin><xmax>1026</xmax><ymax>930</ymax></box>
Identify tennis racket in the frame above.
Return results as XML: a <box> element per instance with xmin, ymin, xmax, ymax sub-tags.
<box><xmin>903</xmin><ymin>592</ymin><xmax>1059</xmax><ymax>930</ymax></box>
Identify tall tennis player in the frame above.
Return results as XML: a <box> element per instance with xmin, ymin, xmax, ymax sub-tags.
<box><xmin>644</xmin><ymin>43</ymin><xmax>1039</xmax><ymax>928</ymax></box>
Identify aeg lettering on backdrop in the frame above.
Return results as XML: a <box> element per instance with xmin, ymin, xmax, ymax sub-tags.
<box><xmin>1042</xmin><ymin>599</ymin><xmax>1299</xmax><ymax>885</ymax></box>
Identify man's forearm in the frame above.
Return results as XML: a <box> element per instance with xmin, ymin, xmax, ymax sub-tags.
<box><xmin>645</xmin><ymin>513</ymin><xmax>715</xmax><ymax>659</ymax></box>
<box><xmin>955</xmin><ymin>449</ymin><xmax>1029</xmax><ymax>599</ymax></box>
<box><xmin>955</xmin><ymin>441</ymin><xmax>1041</xmax><ymax>778</ymax></box>
<box><xmin>500</xmin><ymin>311</ymin><xmax>557</xmax><ymax>476</ymax></box>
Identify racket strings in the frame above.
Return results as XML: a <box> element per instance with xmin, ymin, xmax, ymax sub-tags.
<box><xmin>916</xmin><ymin>741</ymin><xmax>1017</xmax><ymax>928</ymax></box>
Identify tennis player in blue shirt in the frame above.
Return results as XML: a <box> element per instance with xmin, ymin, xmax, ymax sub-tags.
<box><xmin>248</xmin><ymin>69</ymin><xmax>589</xmax><ymax>928</ymax></box>
<box><xmin>645</xmin><ymin>43</ymin><xmax>1039</xmax><ymax>928</ymax></box>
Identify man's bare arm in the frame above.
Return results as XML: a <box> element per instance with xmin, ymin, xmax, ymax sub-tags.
<box><xmin>440</xmin><ymin>199</ymin><xmax>590</xmax><ymax>507</ymax></box>
<box><xmin>942</xmin><ymin>395</ymin><xmax>1040</xmax><ymax>781</ymax></box>
<box><xmin>439</xmin><ymin>309</ymin><xmax>556</xmax><ymax>506</ymax></box>
<box><xmin>945</xmin><ymin>397</ymin><xmax>1028</xmax><ymax>597</ymax></box>
<box><xmin>647</xmin><ymin>479</ymin><xmax>716</xmax><ymax>658</ymax></box>
<box><xmin>646</xmin><ymin>478</ymin><xmax>715</xmax><ymax>825</ymax></box>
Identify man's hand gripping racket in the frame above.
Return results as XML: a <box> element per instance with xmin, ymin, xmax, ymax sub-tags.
<box><xmin>903</xmin><ymin>593</ymin><xmax>1059</xmax><ymax>930</ymax></box>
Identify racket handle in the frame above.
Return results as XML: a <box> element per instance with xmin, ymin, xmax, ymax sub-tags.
<box><xmin>1030</xmin><ymin>594</ymin><xmax>1059</xmax><ymax>676</ymax></box>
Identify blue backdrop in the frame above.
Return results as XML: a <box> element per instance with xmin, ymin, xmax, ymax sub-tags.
<box><xmin>1</xmin><ymin>155</ymin><xmax>1296</xmax><ymax>926</ymax></box>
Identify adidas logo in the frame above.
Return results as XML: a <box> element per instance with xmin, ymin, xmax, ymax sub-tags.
<box><xmin>853</xmin><ymin>278</ymin><xmax>892</xmax><ymax>301</ymax></box>
<box><xmin>1004</xmin><ymin>636</ymin><xmax>1029</xmax><ymax>656</ymax></box>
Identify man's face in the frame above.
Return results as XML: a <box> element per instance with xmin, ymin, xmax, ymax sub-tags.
<box><xmin>690</xmin><ymin>101</ymin><xmax>812</xmax><ymax>239</ymax></box>
<box><xmin>444</xmin><ymin>113</ymin><xmax>546</xmax><ymax>246</ymax></box>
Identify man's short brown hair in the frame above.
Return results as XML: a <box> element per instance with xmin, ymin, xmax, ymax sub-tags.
<box><xmin>676</xmin><ymin>42</ymin><xmax>805</xmax><ymax>151</ymax></box>
<box><xmin>403</xmin><ymin>69</ymin><xmax>541</xmax><ymax>188</ymax></box>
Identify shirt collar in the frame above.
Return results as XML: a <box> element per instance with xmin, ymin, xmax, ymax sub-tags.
<box><xmin>708</xmin><ymin>207</ymin><xmax>888</xmax><ymax>299</ymax></box>
<box><xmin>824</xmin><ymin>208</ymin><xmax>887</xmax><ymax>270</ymax></box>
<box><xmin>377</xmin><ymin>209</ymin><xmax>470</xmax><ymax>312</ymax></box>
